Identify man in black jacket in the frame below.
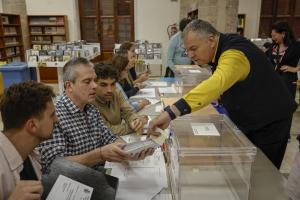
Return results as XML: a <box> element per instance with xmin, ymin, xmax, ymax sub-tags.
<box><xmin>148</xmin><ymin>19</ymin><xmax>297</xmax><ymax>169</ymax></box>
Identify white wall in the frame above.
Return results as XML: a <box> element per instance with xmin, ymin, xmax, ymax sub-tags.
<box><xmin>134</xmin><ymin>0</ymin><xmax>180</xmax><ymax>67</ymax></box>
<box><xmin>0</xmin><ymin>0</ymin><xmax>3</xmax><ymax>12</ymax></box>
<box><xmin>238</xmin><ymin>0</ymin><xmax>261</xmax><ymax>38</ymax></box>
<box><xmin>25</xmin><ymin>0</ymin><xmax>80</xmax><ymax>41</ymax></box>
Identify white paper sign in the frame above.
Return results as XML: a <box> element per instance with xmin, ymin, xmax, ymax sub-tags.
<box><xmin>158</xmin><ymin>87</ymin><xmax>177</xmax><ymax>94</ymax></box>
<box><xmin>46</xmin><ymin>175</ymin><xmax>93</xmax><ymax>200</ymax></box>
<box><xmin>188</xmin><ymin>69</ymin><xmax>202</xmax><ymax>73</ymax></box>
<box><xmin>191</xmin><ymin>123</ymin><xmax>220</xmax><ymax>136</ymax></box>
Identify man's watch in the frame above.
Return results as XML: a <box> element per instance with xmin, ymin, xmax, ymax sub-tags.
<box><xmin>164</xmin><ymin>105</ymin><xmax>177</xmax><ymax>120</ymax></box>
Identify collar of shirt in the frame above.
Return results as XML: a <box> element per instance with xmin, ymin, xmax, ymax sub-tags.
<box><xmin>0</xmin><ymin>132</ymin><xmax>23</xmax><ymax>173</ymax></box>
<box><xmin>212</xmin><ymin>35</ymin><xmax>220</xmax><ymax>64</ymax></box>
<box><xmin>60</xmin><ymin>92</ymin><xmax>93</xmax><ymax>114</ymax></box>
<box><xmin>95</xmin><ymin>94</ymin><xmax>112</xmax><ymax>107</ymax></box>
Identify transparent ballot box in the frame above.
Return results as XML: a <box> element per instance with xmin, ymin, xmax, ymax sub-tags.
<box><xmin>167</xmin><ymin>115</ymin><xmax>257</xmax><ymax>200</ymax></box>
<box><xmin>174</xmin><ymin>65</ymin><xmax>211</xmax><ymax>86</ymax></box>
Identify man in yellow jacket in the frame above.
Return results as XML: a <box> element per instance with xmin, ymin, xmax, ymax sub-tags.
<box><xmin>148</xmin><ymin>19</ymin><xmax>297</xmax><ymax>169</ymax></box>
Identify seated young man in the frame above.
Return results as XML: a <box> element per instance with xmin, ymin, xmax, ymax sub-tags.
<box><xmin>93</xmin><ymin>63</ymin><xmax>148</xmax><ymax>136</ymax></box>
<box><xmin>38</xmin><ymin>58</ymin><xmax>154</xmax><ymax>172</ymax></box>
<box><xmin>0</xmin><ymin>81</ymin><xmax>57</xmax><ymax>199</ymax></box>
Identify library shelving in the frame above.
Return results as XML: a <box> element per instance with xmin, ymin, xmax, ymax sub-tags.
<box><xmin>0</xmin><ymin>13</ymin><xmax>24</xmax><ymax>63</ymax></box>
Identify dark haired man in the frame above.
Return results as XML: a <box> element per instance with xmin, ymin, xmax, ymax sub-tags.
<box><xmin>0</xmin><ymin>81</ymin><xmax>57</xmax><ymax>199</ymax></box>
<box><xmin>93</xmin><ymin>63</ymin><xmax>148</xmax><ymax>136</ymax></box>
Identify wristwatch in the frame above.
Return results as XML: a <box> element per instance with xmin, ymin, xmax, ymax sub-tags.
<box><xmin>164</xmin><ymin>105</ymin><xmax>177</xmax><ymax>120</ymax></box>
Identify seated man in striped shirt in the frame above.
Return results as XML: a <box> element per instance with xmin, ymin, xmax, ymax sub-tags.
<box><xmin>38</xmin><ymin>58</ymin><xmax>154</xmax><ymax>172</ymax></box>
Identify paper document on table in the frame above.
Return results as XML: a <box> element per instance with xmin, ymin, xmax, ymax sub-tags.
<box><xmin>148</xmin><ymin>81</ymin><xmax>168</xmax><ymax>87</ymax></box>
<box><xmin>131</xmin><ymin>88</ymin><xmax>156</xmax><ymax>98</ymax></box>
<box><xmin>188</xmin><ymin>69</ymin><xmax>202</xmax><ymax>73</ymax></box>
<box><xmin>46</xmin><ymin>175</ymin><xmax>93</xmax><ymax>200</ymax></box>
<box><xmin>147</xmin><ymin>98</ymin><xmax>161</xmax><ymax>105</ymax></box>
<box><xmin>191</xmin><ymin>123</ymin><xmax>220</xmax><ymax>136</ymax></box>
<box><xmin>158</xmin><ymin>87</ymin><xmax>177</xmax><ymax>94</ymax></box>
<box><xmin>105</xmin><ymin>150</ymin><xmax>168</xmax><ymax>200</ymax></box>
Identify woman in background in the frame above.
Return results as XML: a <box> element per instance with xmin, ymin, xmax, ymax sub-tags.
<box><xmin>119</xmin><ymin>42</ymin><xmax>149</xmax><ymax>84</ymax></box>
<box><xmin>265</xmin><ymin>21</ymin><xmax>300</xmax><ymax>99</ymax></box>
<box><xmin>112</xmin><ymin>55</ymin><xmax>148</xmax><ymax>106</ymax></box>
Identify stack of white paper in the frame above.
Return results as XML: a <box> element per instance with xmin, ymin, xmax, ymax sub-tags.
<box><xmin>148</xmin><ymin>81</ymin><xmax>168</xmax><ymax>87</ymax></box>
<box><xmin>105</xmin><ymin>150</ymin><xmax>168</xmax><ymax>200</ymax></box>
<box><xmin>131</xmin><ymin>88</ymin><xmax>156</xmax><ymax>98</ymax></box>
<box><xmin>188</xmin><ymin>69</ymin><xmax>202</xmax><ymax>73</ymax></box>
<box><xmin>158</xmin><ymin>87</ymin><xmax>177</xmax><ymax>94</ymax></box>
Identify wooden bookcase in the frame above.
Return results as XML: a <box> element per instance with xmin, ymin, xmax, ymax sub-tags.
<box><xmin>27</xmin><ymin>15</ymin><xmax>69</xmax><ymax>83</ymax></box>
<box><xmin>0</xmin><ymin>13</ymin><xmax>24</xmax><ymax>63</ymax></box>
<box><xmin>237</xmin><ymin>14</ymin><xmax>246</xmax><ymax>36</ymax></box>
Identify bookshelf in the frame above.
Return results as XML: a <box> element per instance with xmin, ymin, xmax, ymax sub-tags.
<box><xmin>27</xmin><ymin>15</ymin><xmax>69</xmax><ymax>83</ymax></box>
<box><xmin>0</xmin><ymin>13</ymin><xmax>24</xmax><ymax>63</ymax></box>
<box><xmin>237</xmin><ymin>14</ymin><xmax>246</xmax><ymax>36</ymax></box>
<box><xmin>28</xmin><ymin>15</ymin><xmax>69</xmax><ymax>47</ymax></box>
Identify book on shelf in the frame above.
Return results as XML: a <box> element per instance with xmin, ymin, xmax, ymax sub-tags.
<box><xmin>42</xmin><ymin>45</ymin><xmax>50</xmax><ymax>51</ymax></box>
<box><xmin>4</xmin><ymin>37</ymin><xmax>19</xmax><ymax>46</ymax></box>
<box><xmin>33</xmin><ymin>44</ymin><xmax>42</xmax><ymax>50</ymax></box>
<box><xmin>39</xmin><ymin>50</ymin><xmax>48</xmax><ymax>56</ymax></box>
<box><xmin>45</xmin><ymin>27</ymin><xmax>56</xmax><ymax>34</ymax></box>
<box><xmin>56</xmin><ymin>17</ymin><xmax>64</xmax><ymax>25</ymax></box>
<box><xmin>12</xmin><ymin>57</ymin><xmax>21</xmax><ymax>62</ymax></box>
<box><xmin>48</xmin><ymin>17</ymin><xmax>57</xmax><ymax>25</ymax></box>
<box><xmin>63</xmin><ymin>55</ymin><xmax>71</xmax><ymax>61</ymax></box>
<box><xmin>50</xmin><ymin>44</ymin><xmax>57</xmax><ymax>51</ymax></box>
<box><xmin>4</xmin><ymin>27</ymin><xmax>17</xmax><ymax>35</ymax></box>
<box><xmin>48</xmin><ymin>50</ymin><xmax>56</xmax><ymax>57</ymax></box>
<box><xmin>63</xmin><ymin>50</ymin><xmax>72</xmax><ymax>56</ymax></box>
<box><xmin>31</xmin><ymin>50</ymin><xmax>39</xmax><ymax>56</ymax></box>
<box><xmin>30</xmin><ymin>27</ymin><xmax>42</xmax><ymax>34</ymax></box>
<box><xmin>1</xmin><ymin>16</ymin><xmax>9</xmax><ymax>24</ymax></box>
<box><xmin>56</xmin><ymin>27</ymin><xmax>65</xmax><ymax>34</ymax></box>
<box><xmin>55</xmin><ymin>55</ymin><xmax>63</xmax><ymax>61</ymax></box>
<box><xmin>31</xmin><ymin>36</ymin><xmax>51</xmax><ymax>44</ymax></box>
<box><xmin>5</xmin><ymin>47</ymin><xmax>20</xmax><ymax>57</ymax></box>
<box><xmin>28</xmin><ymin>55</ymin><xmax>38</xmax><ymax>62</ymax></box>
<box><xmin>39</xmin><ymin>55</ymin><xmax>52</xmax><ymax>62</ymax></box>
<box><xmin>30</xmin><ymin>17</ymin><xmax>49</xmax><ymax>25</ymax></box>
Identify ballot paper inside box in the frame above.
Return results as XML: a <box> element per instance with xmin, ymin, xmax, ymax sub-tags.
<box><xmin>167</xmin><ymin>114</ymin><xmax>257</xmax><ymax>200</ymax></box>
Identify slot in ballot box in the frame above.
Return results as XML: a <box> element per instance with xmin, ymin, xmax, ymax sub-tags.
<box><xmin>166</xmin><ymin>115</ymin><xmax>257</xmax><ymax>200</ymax></box>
